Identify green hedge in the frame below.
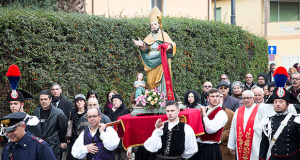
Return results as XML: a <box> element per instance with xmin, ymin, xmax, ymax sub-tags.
<box><xmin>0</xmin><ymin>8</ymin><xmax>268</xmax><ymax>116</ymax></box>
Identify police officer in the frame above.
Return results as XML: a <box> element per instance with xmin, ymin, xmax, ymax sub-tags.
<box><xmin>259</xmin><ymin>67</ymin><xmax>300</xmax><ymax>160</ymax></box>
<box><xmin>1</xmin><ymin>112</ymin><xmax>56</xmax><ymax>160</ymax></box>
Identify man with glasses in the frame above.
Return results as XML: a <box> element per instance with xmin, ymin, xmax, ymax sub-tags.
<box><xmin>287</xmin><ymin>72</ymin><xmax>300</xmax><ymax>101</ymax></box>
<box><xmin>244</xmin><ymin>73</ymin><xmax>256</xmax><ymax>90</ymax></box>
<box><xmin>72</xmin><ymin>107</ymin><xmax>119</xmax><ymax>160</ymax></box>
<box><xmin>1</xmin><ymin>112</ymin><xmax>56</xmax><ymax>160</ymax></box>
<box><xmin>77</xmin><ymin>98</ymin><xmax>111</xmax><ymax>136</ymax></box>
<box><xmin>218</xmin><ymin>81</ymin><xmax>240</xmax><ymax>112</ymax></box>
<box><xmin>200</xmin><ymin>81</ymin><xmax>212</xmax><ymax>106</ymax></box>
<box><xmin>228</xmin><ymin>90</ymin><xmax>260</xmax><ymax>160</ymax></box>
<box><xmin>220</xmin><ymin>74</ymin><xmax>232</xmax><ymax>96</ymax></box>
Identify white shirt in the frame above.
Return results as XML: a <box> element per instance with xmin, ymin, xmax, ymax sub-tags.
<box><xmin>228</xmin><ymin>104</ymin><xmax>260</xmax><ymax>160</ymax></box>
<box><xmin>71</xmin><ymin>126</ymin><xmax>120</xmax><ymax>159</ymax></box>
<box><xmin>144</xmin><ymin>120</ymin><xmax>198</xmax><ymax>159</ymax></box>
<box><xmin>197</xmin><ymin>106</ymin><xmax>228</xmax><ymax>144</ymax></box>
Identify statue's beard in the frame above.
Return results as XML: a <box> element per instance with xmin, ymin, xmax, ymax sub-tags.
<box><xmin>151</xmin><ymin>27</ymin><xmax>160</xmax><ymax>34</ymax></box>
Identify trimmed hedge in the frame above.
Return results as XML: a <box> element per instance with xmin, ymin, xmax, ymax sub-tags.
<box><xmin>0</xmin><ymin>8</ymin><xmax>268</xmax><ymax>116</ymax></box>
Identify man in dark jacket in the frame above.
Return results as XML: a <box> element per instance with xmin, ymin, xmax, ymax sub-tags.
<box><xmin>244</xmin><ymin>73</ymin><xmax>257</xmax><ymax>90</ymax></box>
<box><xmin>34</xmin><ymin>90</ymin><xmax>68</xmax><ymax>160</ymax></box>
<box><xmin>51</xmin><ymin>83</ymin><xmax>73</xmax><ymax>119</ymax></box>
<box><xmin>266</xmin><ymin>63</ymin><xmax>276</xmax><ymax>83</ymax></box>
<box><xmin>108</xmin><ymin>94</ymin><xmax>130</xmax><ymax>160</ymax></box>
<box><xmin>218</xmin><ymin>81</ymin><xmax>240</xmax><ymax>112</ymax></box>
<box><xmin>257</xmin><ymin>73</ymin><xmax>266</xmax><ymax>88</ymax></box>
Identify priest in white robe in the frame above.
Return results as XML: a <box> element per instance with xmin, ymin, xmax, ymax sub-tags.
<box><xmin>228</xmin><ymin>90</ymin><xmax>261</xmax><ymax>160</ymax></box>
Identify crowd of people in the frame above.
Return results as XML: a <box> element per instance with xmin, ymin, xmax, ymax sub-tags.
<box><xmin>1</xmin><ymin>63</ymin><xmax>300</xmax><ymax>160</ymax></box>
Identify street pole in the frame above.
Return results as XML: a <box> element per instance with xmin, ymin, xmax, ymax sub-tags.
<box><xmin>214</xmin><ymin>0</ymin><xmax>217</xmax><ymax>21</ymax></box>
<box><xmin>231</xmin><ymin>0</ymin><xmax>236</xmax><ymax>25</ymax></box>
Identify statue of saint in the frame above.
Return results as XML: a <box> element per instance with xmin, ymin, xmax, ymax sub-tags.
<box><xmin>132</xmin><ymin>7</ymin><xmax>176</xmax><ymax>99</ymax></box>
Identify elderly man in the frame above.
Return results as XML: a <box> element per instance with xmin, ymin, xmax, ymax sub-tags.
<box><xmin>1</xmin><ymin>112</ymin><xmax>56</xmax><ymax>160</ymax></box>
<box><xmin>72</xmin><ymin>107</ymin><xmax>119</xmax><ymax>160</ymax></box>
<box><xmin>228</xmin><ymin>90</ymin><xmax>261</xmax><ymax>160</ymax></box>
<box><xmin>144</xmin><ymin>100</ymin><xmax>198</xmax><ymax>159</ymax></box>
<box><xmin>287</xmin><ymin>72</ymin><xmax>300</xmax><ymax>101</ymax></box>
<box><xmin>253</xmin><ymin>87</ymin><xmax>264</xmax><ymax>104</ymax></box>
<box><xmin>244</xmin><ymin>73</ymin><xmax>256</xmax><ymax>90</ymax></box>
<box><xmin>200</xmin><ymin>81</ymin><xmax>212</xmax><ymax>106</ymax></box>
<box><xmin>77</xmin><ymin>98</ymin><xmax>111</xmax><ymax>136</ymax></box>
<box><xmin>51</xmin><ymin>83</ymin><xmax>73</xmax><ymax>119</ymax></box>
<box><xmin>34</xmin><ymin>90</ymin><xmax>68</xmax><ymax>160</ymax></box>
<box><xmin>218</xmin><ymin>81</ymin><xmax>240</xmax><ymax>112</ymax></box>
<box><xmin>259</xmin><ymin>87</ymin><xmax>300</xmax><ymax>160</ymax></box>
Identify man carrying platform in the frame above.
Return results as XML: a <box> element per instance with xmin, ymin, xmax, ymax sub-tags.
<box><xmin>144</xmin><ymin>100</ymin><xmax>198</xmax><ymax>160</ymax></box>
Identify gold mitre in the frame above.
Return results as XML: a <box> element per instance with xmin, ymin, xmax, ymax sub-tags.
<box><xmin>149</xmin><ymin>6</ymin><xmax>162</xmax><ymax>23</ymax></box>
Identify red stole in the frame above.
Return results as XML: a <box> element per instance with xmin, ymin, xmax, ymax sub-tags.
<box><xmin>236</xmin><ymin>104</ymin><xmax>259</xmax><ymax>160</ymax></box>
<box><xmin>158</xmin><ymin>43</ymin><xmax>174</xmax><ymax>100</ymax></box>
<box><xmin>199</xmin><ymin>106</ymin><xmax>223</xmax><ymax>142</ymax></box>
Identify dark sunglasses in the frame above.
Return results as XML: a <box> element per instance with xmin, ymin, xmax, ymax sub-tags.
<box><xmin>219</xmin><ymin>87</ymin><xmax>228</xmax><ymax>89</ymax></box>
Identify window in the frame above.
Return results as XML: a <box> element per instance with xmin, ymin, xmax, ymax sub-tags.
<box><xmin>270</xmin><ymin>1</ymin><xmax>299</xmax><ymax>22</ymax></box>
<box><xmin>152</xmin><ymin>0</ymin><xmax>163</xmax><ymax>12</ymax></box>
<box><xmin>216</xmin><ymin>8</ymin><xmax>221</xmax><ymax>21</ymax></box>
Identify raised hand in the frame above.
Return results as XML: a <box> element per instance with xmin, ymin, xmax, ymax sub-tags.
<box><xmin>132</xmin><ymin>38</ymin><xmax>145</xmax><ymax>47</ymax></box>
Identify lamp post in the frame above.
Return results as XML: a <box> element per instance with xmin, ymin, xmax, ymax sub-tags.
<box><xmin>231</xmin><ymin>0</ymin><xmax>236</xmax><ymax>25</ymax></box>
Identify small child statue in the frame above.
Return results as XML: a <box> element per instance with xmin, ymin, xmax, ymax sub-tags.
<box><xmin>134</xmin><ymin>73</ymin><xmax>146</xmax><ymax>99</ymax></box>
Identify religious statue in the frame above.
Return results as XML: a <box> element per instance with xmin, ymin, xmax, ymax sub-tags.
<box><xmin>132</xmin><ymin>6</ymin><xmax>176</xmax><ymax>100</ymax></box>
<box><xmin>134</xmin><ymin>73</ymin><xmax>146</xmax><ymax>99</ymax></box>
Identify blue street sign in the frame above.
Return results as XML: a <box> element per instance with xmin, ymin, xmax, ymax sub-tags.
<box><xmin>268</xmin><ymin>46</ymin><xmax>277</xmax><ymax>55</ymax></box>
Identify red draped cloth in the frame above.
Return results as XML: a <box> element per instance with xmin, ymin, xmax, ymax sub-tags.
<box><xmin>158</xmin><ymin>43</ymin><xmax>174</xmax><ymax>100</ymax></box>
<box><xmin>115</xmin><ymin>108</ymin><xmax>204</xmax><ymax>149</ymax></box>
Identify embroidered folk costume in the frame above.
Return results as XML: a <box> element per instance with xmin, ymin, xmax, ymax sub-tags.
<box><xmin>144</xmin><ymin>120</ymin><xmax>198</xmax><ymax>159</ymax></box>
<box><xmin>192</xmin><ymin>105</ymin><xmax>227</xmax><ymax>160</ymax></box>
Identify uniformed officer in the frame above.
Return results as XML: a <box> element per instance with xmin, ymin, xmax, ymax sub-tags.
<box><xmin>259</xmin><ymin>67</ymin><xmax>300</xmax><ymax>160</ymax></box>
<box><xmin>5</xmin><ymin>89</ymin><xmax>41</xmax><ymax>137</ymax></box>
<box><xmin>5</xmin><ymin>65</ymin><xmax>41</xmax><ymax>137</ymax></box>
<box><xmin>1</xmin><ymin>112</ymin><xmax>56</xmax><ymax>160</ymax></box>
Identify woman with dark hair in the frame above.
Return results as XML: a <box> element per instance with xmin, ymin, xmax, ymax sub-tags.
<box><xmin>183</xmin><ymin>90</ymin><xmax>201</xmax><ymax>108</ymax></box>
<box><xmin>67</xmin><ymin>94</ymin><xmax>87</xmax><ymax>160</ymax></box>
<box><xmin>86</xmin><ymin>90</ymin><xmax>98</xmax><ymax>100</ymax></box>
<box><xmin>103</xmin><ymin>90</ymin><xmax>119</xmax><ymax>115</ymax></box>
